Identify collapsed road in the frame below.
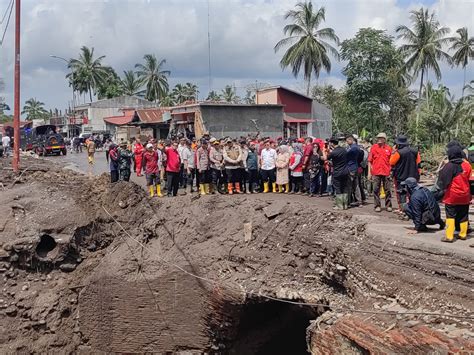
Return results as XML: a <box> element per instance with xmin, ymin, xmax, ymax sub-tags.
<box><xmin>0</xmin><ymin>156</ymin><xmax>473</xmax><ymax>354</ymax></box>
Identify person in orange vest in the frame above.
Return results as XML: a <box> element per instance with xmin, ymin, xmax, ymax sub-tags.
<box><xmin>133</xmin><ymin>138</ymin><xmax>145</xmax><ymax>177</ymax></box>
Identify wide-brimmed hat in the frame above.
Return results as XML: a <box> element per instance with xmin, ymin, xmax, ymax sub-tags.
<box><xmin>376</xmin><ymin>132</ymin><xmax>387</xmax><ymax>139</ymax></box>
<box><xmin>209</xmin><ymin>137</ymin><xmax>217</xmax><ymax>144</ymax></box>
<box><xmin>395</xmin><ymin>135</ymin><xmax>408</xmax><ymax>145</ymax></box>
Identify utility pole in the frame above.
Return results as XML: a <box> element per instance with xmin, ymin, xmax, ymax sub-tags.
<box><xmin>12</xmin><ymin>0</ymin><xmax>20</xmax><ymax>173</ymax></box>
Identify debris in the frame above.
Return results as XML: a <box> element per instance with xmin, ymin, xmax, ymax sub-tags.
<box><xmin>243</xmin><ymin>223</ymin><xmax>252</xmax><ymax>242</ymax></box>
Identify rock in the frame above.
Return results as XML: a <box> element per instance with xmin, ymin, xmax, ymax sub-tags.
<box><xmin>118</xmin><ymin>201</ymin><xmax>128</xmax><ymax>209</ymax></box>
<box><xmin>21</xmin><ymin>285</ymin><xmax>28</xmax><ymax>291</ymax></box>
<box><xmin>5</xmin><ymin>306</ymin><xmax>17</xmax><ymax>316</ymax></box>
<box><xmin>308</xmin><ymin>262</ymin><xmax>316</xmax><ymax>270</ymax></box>
<box><xmin>87</xmin><ymin>243</ymin><xmax>96</xmax><ymax>251</ymax></box>
<box><xmin>336</xmin><ymin>264</ymin><xmax>347</xmax><ymax>272</ymax></box>
<box><xmin>0</xmin><ymin>249</ymin><xmax>9</xmax><ymax>259</ymax></box>
<box><xmin>9</xmin><ymin>254</ymin><xmax>18</xmax><ymax>262</ymax></box>
<box><xmin>59</xmin><ymin>263</ymin><xmax>76</xmax><ymax>272</ymax></box>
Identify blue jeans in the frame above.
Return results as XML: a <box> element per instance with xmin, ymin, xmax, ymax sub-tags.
<box><xmin>310</xmin><ymin>171</ymin><xmax>321</xmax><ymax>194</ymax></box>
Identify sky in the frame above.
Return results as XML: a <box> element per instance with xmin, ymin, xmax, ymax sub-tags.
<box><xmin>0</xmin><ymin>0</ymin><xmax>473</xmax><ymax>113</ymax></box>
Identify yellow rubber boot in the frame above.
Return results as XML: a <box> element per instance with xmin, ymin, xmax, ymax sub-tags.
<box><xmin>272</xmin><ymin>182</ymin><xmax>277</xmax><ymax>193</ymax></box>
<box><xmin>149</xmin><ymin>186</ymin><xmax>155</xmax><ymax>197</ymax></box>
<box><xmin>459</xmin><ymin>221</ymin><xmax>468</xmax><ymax>240</ymax></box>
<box><xmin>204</xmin><ymin>183</ymin><xmax>210</xmax><ymax>194</ymax></box>
<box><xmin>278</xmin><ymin>185</ymin><xmax>283</xmax><ymax>193</ymax></box>
<box><xmin>380</xmin><ymin>185</ymin><xmax>386</xmax><ymax>199</ymax></box>
<box><xmin>263</xmin><ymin>182</ymin><xmax>269</xmax><ymax>193</ymax></box>
<box><xmin>285</xmin><ymin>183</ymin><xmax>290</xmax><ymax>193</ymax></box>
<box><xmin>200</xmin><ymin>184</ymin><xmax>207</xmax><ymax>195</ymax></box>
<box><xmin>156</xmin><ymin>185</ymin><xmax>162</xmax><ymax>197</ymax></box>
<box><xmin>442</xmin><ymin>218</ymin><xmax>455</xmax><ymax>242</ymax></box>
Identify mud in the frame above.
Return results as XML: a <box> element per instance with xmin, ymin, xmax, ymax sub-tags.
<box><xmin>0</xmin><ymin>156</ymin><xmax>473</xmax><ymax>353</ymax></box>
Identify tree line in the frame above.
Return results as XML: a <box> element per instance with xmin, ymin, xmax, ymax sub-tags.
<box><xmin>275</xmin><ymin>2</ymin><xmax>473</xmax><ymax>146</ymax></box>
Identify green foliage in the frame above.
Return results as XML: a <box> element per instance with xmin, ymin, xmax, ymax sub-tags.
<box><xmin>21</xmin><ymin>98</ymin><xmax>50</xmax><ymax>121</ymax></box>
<box><xmin>120</xmin><ymin>70</ymin><xmax>145</xmax><ymax>97</ymax></box>
<box><xmin>221</xmin><ymin>85</ymin><xmax>240</xmax><ymax>103</ymax></box>
<box><xmin>274</xmin><ymin>1</ymin><xmax>339</xmax><ymax>94</ymax></box>
<box><xmin>172</xmin><ymin>83</ymin><xmax>198</xmax><ymax>104</ymax></box>
<box><xmin>206</xmin><ymin>90</ymin><xmax>221</xmax><ymax>102</ymax></box>
<box><xmin>135</xmin><ymin>54</ymin><xmax>170</xmax><ymax>102</ymax></box>
<box><xmin>96</xmin><ymin>67</ymin><xmax>123</xmax><ymax>100</ymax></box>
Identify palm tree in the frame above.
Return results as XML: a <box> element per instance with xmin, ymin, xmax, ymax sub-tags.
<box><xmin>396</xmin><ymin>8</ymin><xmax>451</xmax><ymax>102</ymax></box>
<box><xmin>135</xmin><ymin>54</ymin><xmax>170</xmax><ymax>102</ymax></box>
<box><xmin>22</xmin><ymin>98</ymin><xmax>48</xmax><ymax>121</ymax></box>
<box><xmin>448</xmin><ymin>27</ymin><xmax>474</xmax><ymax>97</ymax></box>
<box><xmin>172</xmin><ymin>84</ymin><xmax>189</xmax><ymax>104</ymax></box>
<box><xmin>120</xmin><ymin>70</ymin><xmax>145</xmax><ymax>97</ymax></box>
<box><xmin>160</xmin><ymin>93</ymin><xmax>176</xmax><ymax>107</ymax></box>
<box><xmin>206</xmin><ymin>90</ymin><xmax>221</xmax><ymax>102</ymax></box>
<box><xmin>221</xmin><ymin>85</ymin><xmax>239</xmax><ymax>103</ymax></box>
<box><xmin>67</xmin><ymin>46</ymin><xmax>111</xmax><ymax>102</ymax></box>
<box><xmin>184</xmin><ymin>82</ymin><xmax>199</xmax><ymax>102</ymax></box>
<box><xmin>274</xmin><ymin>2</ymin><xmax>339</xmax><ymax>95</ymax></box>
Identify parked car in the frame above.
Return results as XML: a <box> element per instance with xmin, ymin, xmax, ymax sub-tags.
<box><xmin>23</xmin><ymin>125</ymin><xmax>67</xmax><ymax>156</ymax></box>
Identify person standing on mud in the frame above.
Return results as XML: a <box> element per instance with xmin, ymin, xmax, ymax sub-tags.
<box><xmin>345</xmin><ymin>134</ymin><xmax>361</xmax><ymax>207</ymax></box>
<box><xmin>276</xmin><ymin>144</ymin><xmax>290</xmax><ymax>193</ymax></box>
<box><xmin>209</xmin><ymin>138</ymin><xmax>224</xmax><ymax>194</ymax></box>
<box><xmin>165</xmin><ymin>141</ymin><xmax>181</xmax><ymax>197</ymax></box>
<box><xmin>223</xmin><ymin>138</ymin><xmax>243</xmax><ymax>194</ymax></box>
<box><xmin>239</xmin><ymin>140</ymin><xmax>249</xmax><ymax>193</ymax></box>
<box><xmin>118</xmin><ymin>143</ymin><xmax>134</xmax><ymax>182</ymax></box>
<box><xmin>326</xmin><ymin>136</ymin><xmax>349</xmax><ymax>210</ymax></box>
<box><xmin>196</xmin><ymin>139</ymin><xmax>211</xmax><ymax>195</ymax></box>
<box><xmin>247</xmin><ymin>143</ymin><xmax>259</xmax><ymax>193</ymax></box>
<box><xmin>86</xmin><ymin>138</ymin><xmax>96</xmax><ymax>165</ymax></box>
<box><xmin>142</xmin><ymin>143</ymin><xmax>163</xmax><ymax>197</ymax></box>
<box><xmin>368</xmin><ymin>133</ymin><xmax>393</xmax><ymax>212</ymax></box>
<box><xmin>302</xmin><ymin>137</ymin><xmax>314</xmax><ymax>195</ymax></box>
<box><xmin>260</xmin><ymin>139</ymin><xmax>277</xmax><ymax>193</ymax></box>
<box><xmin>109</xmin><ymin>143</ymin><xmax>119</xmax><ymax>183</ymax></box>
<box><xmin>183</xmin><ymin>139</ymin><xmax>197</xmax><ymax>193</ymax></box>
<box><xmin>133</xmin><ymin>138</ymin><xmax>145</xmax><ymax>177</ymax></box>
<box><xmin>289</xmin><ymin>142</ymin><xmax>304</xmax><ymax>193</ymax></box>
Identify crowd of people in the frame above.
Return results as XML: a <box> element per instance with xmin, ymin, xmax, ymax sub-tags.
<box><xmin>87</xmin><ymin>132</ymin><xmax>472</xmax><ymax>244</ymax></box>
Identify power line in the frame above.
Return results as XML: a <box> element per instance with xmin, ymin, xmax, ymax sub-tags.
<box><xmin>0</xmin><ymin>0</ymin><xmax>13</xmax><ymax>25</ymax></box>
<box><xmin>0</xmin><ymin>0</ymin><xmax>14</xmax><ymax>46</ymax></box>
<box><xmin>102</xmin><ymin>206</ymin><xmax>474</xmax><ymax>322</ymax></box>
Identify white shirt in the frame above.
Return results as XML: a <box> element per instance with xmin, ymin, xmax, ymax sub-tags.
<box><xmin>2</xmin><ymin>135</ymin><xmax>10</xmax><ymax>147</ymax></box>
<box><xmin>260</xmin><ymin>148</ymin><xmax>277</xmax><ymax>170</ymax></box>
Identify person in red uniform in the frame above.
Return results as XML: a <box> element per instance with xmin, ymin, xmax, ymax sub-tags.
<box><xmin>302</xmin><ymin>137</ymin><xmax>313</xmax><ymax>195</ymax></box>
<box><xmin>165</xmin><ymin>141</ymin><xmax>181</xmax><ymax>197</ymax></box>
<box><xmin>437</xmin><ymin>144</ymin><xmax>472</xmax><ymax>242</ymax></box>
<box><xmin>142</xmin><ymin>143</ymin><xmax>162</xmax><ymax>197</ymax></box>
<box><xmin>368</xmin><ymin>133</ymin><xmax>393</xmax><ymax>212</ymax></box>
<box><xmin>133</xmin><ymin>138</ymin><xmax>145</xmax><ymax>177</ymax></box>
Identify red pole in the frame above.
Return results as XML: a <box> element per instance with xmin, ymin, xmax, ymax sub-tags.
<box><xmin>12</xmin><ymin>0</ymin><xmax>20</xmax><ymax>173</ymax></box>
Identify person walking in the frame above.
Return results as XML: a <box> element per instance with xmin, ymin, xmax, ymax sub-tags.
<box><xmin>118</xmin><ymin>143</ymin><xmax>134</xmax><ymax>181</ymax></box>
<box><xmin>196</xmin><ymin>139</ymin><xmax>211</xmax><ymax>195</ymax></box>
<box><xmin>289</xmin><ymin>143</ymin><xmax>304</xmax><ymax>193</ymax></box>
<box><xmin>104</xmin><ymin>139</ymin><xmax>112</xmax><ymax>163</ymax></box>
<box><xmin>368</xmin><ymin>133</ymin><xmax>393</xmax><ymax>212</ymax></box>
<box><xmin>260</xmin><ymin>139</ymin><xmax>277</xmax><ymax>193</ymax></box>
<box><xmin>86</xmin><ymin>138</ymin><xmax>96</xmax><ymax>165</ymax></box>
<box><xmin>390</xmin><ymin>135</ymin><xmax>421</xmax><ymax>212</ymax></box>
<box><xmin>223</xmin><ymin>139</ymin><xmax>243</xmax><ymax>194</ymax></box>
<box><xmin>437</xmin><ymin>145</ymin><xmax>472</xmax><ymax>242</ymax></box>
<box><xmin>2</xmin><ymin>134</ymin><xmax>10</xmax><ymax>157</ymax></box>
<box><xmin>133</xmin><ymin>138</ymin><xmax>145</xmax><ymax>177</ymax></box>
<box><xmin>275</xmin><ymin>144</ymin><xmax>290</xmax><ymax>193</ymax></box>
<box><xmin>142</xmin><ymin>143</ymin><xmax>163</xmax><ymax>197</ymax></box>
<box><xmin>327</xmin><ymin>136</ymin><xmax>349</xmax><ymax>210</ymax></box>
<box><xmin>165</xmin><ymin>141</ymin><xmax>181</xmax><ymax>197</ymax></box>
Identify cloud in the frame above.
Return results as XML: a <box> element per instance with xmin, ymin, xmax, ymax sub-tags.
<box><xmin>0</xmin><ymin>0</ymin><xmax>472</xmax><ymax>112</ymax></box>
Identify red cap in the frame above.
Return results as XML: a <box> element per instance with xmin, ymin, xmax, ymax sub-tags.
<box><xmin>297</xmin><ymin>138</ymin><xmax>305</xmax><ymax>143</ymax></box>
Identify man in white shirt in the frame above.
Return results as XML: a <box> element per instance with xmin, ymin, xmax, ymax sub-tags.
<box><xmin>2</xmin><ymin>135</ymin><xmax>11</xmax><ymax>157</ymax></box>
<box><xmin>259</xmin><ymin>139</ymin><xmax>277</xmax><ymax>192</ymax></box>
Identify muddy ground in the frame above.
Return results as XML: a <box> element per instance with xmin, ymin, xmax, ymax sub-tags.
<box><xmin>0</xmin><ymin>156</ymin><xmax>473</xmax><ymax>353</ymax></box>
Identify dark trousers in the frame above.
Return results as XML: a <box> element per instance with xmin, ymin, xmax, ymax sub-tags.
<box><xmin>166</xmin><ymin>171</ymin><xmax>180</xmax><ymax>196</ymax></box>
<box><xmin>394</xmin><ymin>178</ymin><xmax>408</xmax><ymax>210</ymax></box>
<box><xmin>179</xmin><ymin>164</ymin><xmax>187</xmax><ymax>188</ymax></box>
<box><xmin>320</xmin><ymin>170</ymin><xmax>328</xmax><ymax>195</ymax></box>
<box><xmin>357</xmin><ymin>172</ymin><xmax>367</xmax><ymax>202</ymax></box>
<box><xmin>199</xmin><ymin>169</ymin><xmax>210</xmax><ymax>184</ymax></box>
<box><xmin>291</xmin><ymin>175</ymin><xmax>303</xmax><ymax>192</ymax></box>
<box><xmin>105</xmin><ymin>150</ymin><xmax>110</xmax><ymax>163</ymax></box>
<box><xmin>333</xmin><ymin>174</ymin><xmax>348</xmax><ymax>195</ymax></box>
<box><xmin>248</xmin><ymin>169</ymin><xmax>259</xmax><ymax>192</ymax></box>
<box><xmin>110</xmin><ymin>170</ymin><xmax>119</xmax><ymax>183</ymax></box>
<box><xmin>445</xmin><ymin>204</ymin><xmax>469</xmax><ymax>228</ymax></box>
<box><xmin>261</xmin><ymin>169</ymin><xmax>276</xmax><ymax>184</ymax></box>
<box><xmin>347</xmin><ymin>172</ymin><xmax>359</xmax><ymax>204</ymax></box>
<box><xmin>226</xmin><ymin>169</ymin><xmax>240</xmax><ymax>184</ymax></box>
<box><xmin>188</xmin><ymin>168</ymin><xmax>198</xmax><ymax>190</ymax></box>
<box><xmin>239</xmin><ymin>168</ymin><xmax>247</xmax><ymax>192</ymax></box>
<box><xmin>309</xmin><ymin>171</ymin><xmax>321</xmax><ymax>194</ymax></box>
<box><xmin>119</xmin><ymin>169</ymin><xmax>131</xmax><ymax>182</ymax></box>
<box><xmin>303</xmin><ymin>171</ymin><xmax>311</xmax><ymax>193</ymax></box>
<box><xmin>373</xmin><ymin>175</ymin><xmax>392</xmax><ymax>208</ymax></box>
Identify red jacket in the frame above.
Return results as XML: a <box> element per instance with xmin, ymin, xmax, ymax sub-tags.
<box><xmin>443</xmin><ymin>161</ymin><xmax>472</xmax><ymax>205</ymax></box>
<box><xmin>368</xmin><ymin>143</ymin><xmax>392</xmax><ymax>176</ymax></box>
<box><xmin>289</xmin><ymin>153</ymin><xmax>303</xmax><ymax>173</ymax></box>
<box><xmin>142</xmin><ymin>151</ymin><xmax>159</xmax><ymax>175</ymax></box>
<box><xmin>165</xmin><ymin>147</ymin><xmax>181</xmax><ymax>173</ymax></box>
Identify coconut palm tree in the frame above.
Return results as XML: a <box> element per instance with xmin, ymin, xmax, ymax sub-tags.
<box><xmin>221</xmin><ymin>85</ymin><xmax>239</xmax><ymax>103</ymax></box>
<box><xmin>172</xmin><ymin>84</ymin><xmax>189</xmax><ymax>104</ymax></box>
<box><xmin>274</xmin><ymin>2</ymin><xmax>339</xmax><ymax>95</ymax></box>
<box><xmin>396</xmin><ymin>8</ymin><xmax>451</xmax><ymax>102</ymax></box>
<box><xmin>448</xmin><ymin>27</ymin><xmax>474</xmax><ymax>97</ymax></box>
<box><xmin>67</xmin><ymin>46</ymin><xmax>111</xmax><ymax>102</ymax></box>
<box><xmin>159</xmin><ymin>93</ymin><xmax>176</xmax><ymax>107</ymax></box>
<box><xmin>206</xmin><ymin>90</ymin><xmax>221</xmax><ymax>102</ymax></box>
<box><xmin>22</xmin><ymin>98</ymin><xmax>48</xmax><ymax>121</ymax></box>
<box><xmin>135</xmin><ymin>54</ymin><xmax>170</xmax><ymax>102</ymax></box>
<box><xmin>120</xmin><ymin>70</ymin><xmax>145</xmax><ymax>97</ymax></box>
<box><xmin>184</xmin><ymin>82</ymin><xmax>199</xmax><ymax>102</ymax></box>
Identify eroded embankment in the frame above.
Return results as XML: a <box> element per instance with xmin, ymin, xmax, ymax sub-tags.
<box><xmin>0</xmin><ymin>158</ymin><xmax>472</xmax><ymax>353</ymax></box>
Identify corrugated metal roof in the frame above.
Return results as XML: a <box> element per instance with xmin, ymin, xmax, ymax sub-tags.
<box><xmin>136</xmin><ymin>108</ymin><xmax>171</xmax><ymax>124</ymax></box>
<box><xmin>103</xmin><ymin>112</ymin><xmax>135</xmax><ymax>126</ymax></box>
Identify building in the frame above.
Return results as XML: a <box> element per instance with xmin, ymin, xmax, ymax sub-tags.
<box><xmin>256</xmin><ymin>86</ymin><xmax>332</xmax><ymax>139</ymax></box>
<box><xmin>75</xmin><ymin>96</ymin><xmax>156</xmax><ymax>134</ymax></box>
<box><xmin>170</xmin><ymin>102</ymin><xmax>284</xmax><ymax>139</ymax></box>
<box><xmin>104</xmin><ymin>108</ymin><xmax>171</xmax><ymax>142</ymax></box>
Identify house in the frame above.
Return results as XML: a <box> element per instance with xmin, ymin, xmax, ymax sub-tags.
<box><xmin>170</xmin><ymin>102</ymin><xmax>284</xmax><ymax>139</ymax></box>
<box><xmin>103</xmin><ymin>107</ymin><xmax>171</xmax><ymax>142</ymax></box>
<box><xmin>75</xmin><ymin>96</ymin><xmax>156</xmax><ymax>134</ymax></box>
<box><xmin>256</xmin><ymin>86</ymin><xmax>332</xmax><ymax>139</ymax></box>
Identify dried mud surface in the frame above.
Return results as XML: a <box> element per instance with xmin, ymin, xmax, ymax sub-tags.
<box><xmin>0</xmin><ymin>156</ymin><xmax>472</xmax><ymax>353</ymax></box>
